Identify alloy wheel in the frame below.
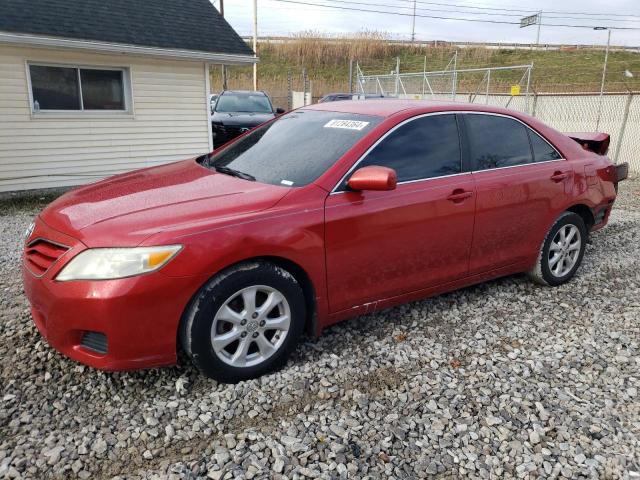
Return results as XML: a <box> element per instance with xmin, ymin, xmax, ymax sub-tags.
<box><xmin>548</xmin><ymin>224</ymin><xmax>581</xmax><ymax>278</ymax></box>
<box><xmin>210</xmin><ymin>285</ymin><xmax>291</xmax><ymax>367</ymax></box>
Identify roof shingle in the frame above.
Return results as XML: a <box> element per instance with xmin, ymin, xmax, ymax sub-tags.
<box><xmin>0</xmin><ymin>0</ymin><xmax>253</xmax><ymax>56</ymax></box>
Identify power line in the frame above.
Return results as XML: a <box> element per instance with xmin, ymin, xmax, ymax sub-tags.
<box><xmin>326</xmin><ymin>0</ymin><xmax>640</xmax><ymax>23</ymax></box>
<box><xmin>392</xmin><ymin>0</ymin><xmax>640</xmax><ymax>19</ymax></box>
<box><xmin>268</xmin><ymin>0</ymin><xmax>640</xmax><ymax>30</ymax></box>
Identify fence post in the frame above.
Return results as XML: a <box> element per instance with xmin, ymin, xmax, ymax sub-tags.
<box><xmin>287</xmin><ymin>68</ymin><xmax>292</xmax><ymax>111</ymax></box>
<box><xmin>348</xmin><ymin>59</ymin><xmax>353</xmax><ymax>94</ymax></box>
<box><xmin>302</xmin><ymin>67</ymin><xmax>308</xmax><ymax>106</ymax></box>
<box><xmin>395</xmin><ymin>57</ymin><xmax>400</xmax><ymax>97</ymax></box>
<box><xmin>485</xmin><ymin>69</ymin><xmax>491</xmax><ymax>104</ymax></box>
<box><xmin>614</xmin><ymin>92</ymin><xmax>633</xmax><ymax>165</ymax></box>
<box><xmin>525</xmin><ymin>64</ymin><xmax>533</xmax><ymax>114</ymax></box>
<box><xmin>452</xmin><ymin>50</ymin><xmax>458</xmax><ymax>101</ymax></box>
<box><xmin>422</xmin><ymin>55</ymin><xmax>427</xmax><ymax>98</ymax></box>
<box><xmin>531</xmin><ymin>91</ymin><xmax>538</xmax><ymax>117</ymax></box>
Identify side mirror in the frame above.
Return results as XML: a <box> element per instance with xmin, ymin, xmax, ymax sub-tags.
<box><xmin>347</xmin><ymin>166</ymin><xmax>397</xmax><ymax>191</ymax></box>
<box><xmin>275</xmin><ymin>107</ymin><xmax>286</xmax><ymax>114</ymax></box>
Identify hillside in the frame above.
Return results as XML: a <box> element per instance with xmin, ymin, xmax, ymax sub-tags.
<box><xmin>210</xmin><ymin>34</ymin><xmax>640</xmax><ymax>107</ymax></box>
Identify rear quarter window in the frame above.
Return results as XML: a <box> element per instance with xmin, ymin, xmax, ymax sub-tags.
<box><xmin>528</xmin><ymin>130</ymin><xmax>562</xmax><ymax>162</ymax></box>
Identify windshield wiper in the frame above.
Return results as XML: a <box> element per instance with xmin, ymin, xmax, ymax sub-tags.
<box><xmin>214</xmin><ymin>165</ymin><xmax>256</xmax><ymax>181</ymax></box>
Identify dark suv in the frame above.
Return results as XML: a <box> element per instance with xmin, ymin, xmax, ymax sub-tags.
<box><xmin>211</xmin><ymin>90</ymin><xmax>284</xmax><ymax>147</ymax></box>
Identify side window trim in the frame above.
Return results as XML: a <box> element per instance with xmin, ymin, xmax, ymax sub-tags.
<box><xmin>460</xmin><ymin>111</ymin><xmax>565</xmax><ymax>173</ymax></box>
<box><xmin>331</xmin><ymin>112</ymin><xmax>465</xmax><ymax>193</ymax></box>
<box><xmin>457</xmin><ymin>113</ymin><xmax>472</xmax><ymax>173</ymax></box>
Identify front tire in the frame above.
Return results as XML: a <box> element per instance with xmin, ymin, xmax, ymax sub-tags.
<box><xmin>180</xmin><ymin>261</ymin><xmax>305</xmax><ymax>383</ymax></box>
<box><xmin>529</xmin><ymin>211</ymin><xmax>587</xmax><ymax>286</ymax></box>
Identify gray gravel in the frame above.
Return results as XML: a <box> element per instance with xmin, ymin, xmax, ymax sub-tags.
<box><xmin>1</xmin><ymin>180</ymin><xmax>639</xmax><ymax>479</ymax></box>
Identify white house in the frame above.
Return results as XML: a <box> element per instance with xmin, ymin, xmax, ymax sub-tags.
<box><xmin>0</xmin><ymin>0</ymin><xmax>255</xmax><ymax>192</ymax></box>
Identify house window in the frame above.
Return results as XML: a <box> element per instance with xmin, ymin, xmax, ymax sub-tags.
<box><xmin>29</xmin><ymin>64</ymin><xmax>129</xmax><ymax>112</ymax></box>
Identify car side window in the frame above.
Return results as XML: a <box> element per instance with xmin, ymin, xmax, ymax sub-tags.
<box><xmin>355</xmin><ymin>114</ymin><xmax>461</xmax><ymax>183</ymax></box>
<box><xmin>528</xmin><ymin>129</ymin><xmax>562</xmax><ymax>162</ymax></box>
<box><xmin>465</xmin><ymin>114</ymin><xmax>533</xmax><ymax>171</ymax></box>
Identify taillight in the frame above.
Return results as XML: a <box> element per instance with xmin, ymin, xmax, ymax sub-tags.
<box><xmin>602</xmin><ymin>164</ymin><xmax>617</xmax><ymax>183</ymax></box>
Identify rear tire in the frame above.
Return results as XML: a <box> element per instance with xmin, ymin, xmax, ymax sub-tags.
<box><xmin>528</xmin><ymin>211</ymin><xmax>587</xmax><ymax>286</ymax></box>
<box><xmin>180</xmin><ymin>261</ymin><xmax>305</xmax><ymax>383</ymax></box>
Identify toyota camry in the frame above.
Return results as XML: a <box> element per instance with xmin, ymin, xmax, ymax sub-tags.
<box><xmin>22</xmin><ymin>100</ymin><xmax>628</xmax><ymax>383</ymax></box>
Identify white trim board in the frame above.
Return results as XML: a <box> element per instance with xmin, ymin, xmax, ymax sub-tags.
<box><xmin>0</xmin><ymin>31</ymin><xmax>258</xmax><ymax>64</ymax></box>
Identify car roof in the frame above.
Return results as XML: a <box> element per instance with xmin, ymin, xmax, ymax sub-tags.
<box><xmin>303</xmin><ymin>99</ymin><xmax>522</xmax><ymax>118</ymax></box>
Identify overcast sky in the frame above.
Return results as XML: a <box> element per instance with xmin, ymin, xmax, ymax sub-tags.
<box><xmin>215</xmin><ymin>0</ymin><xmax>640</xmax><ymax>46</ymax></box>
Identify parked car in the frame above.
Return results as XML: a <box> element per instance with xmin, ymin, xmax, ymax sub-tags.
<box><xmin>210</xmin><ymin>90</ymin><xmax>284</xmax><ymax>147</ymax></box>
<box><xmin>318</xmin><ymin>92</ymin><xmax>386</xmax><ymax>103</ymax></box>
<box><xmin>23</xmin><ymin>100</ymin><xmax>627</xmax><ymax>383</ymax></box>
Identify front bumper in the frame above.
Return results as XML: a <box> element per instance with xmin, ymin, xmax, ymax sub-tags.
<box><xmin>22</xmin><ymin>218</ymin><xmax>205</xmax><ymax>371</ymax></box>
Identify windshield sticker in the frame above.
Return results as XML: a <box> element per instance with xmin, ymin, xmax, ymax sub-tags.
<box><xmin>324</xmin><ymin>119</ymin><xmax>370</xmax><ymax>131</ymax></box>
<box><xmin>280</xmin><ymin>179</ymin><xmax>294</xmax><ymax>186</ymax></box>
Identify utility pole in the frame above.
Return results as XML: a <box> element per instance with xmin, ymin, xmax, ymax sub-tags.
<box><xmin>536</xmin><ymin>11</ymin><xmax>542</xmax><ymax>47</ymax></box>
<box><xmin>219</xmin><ymin>0</ymin><xmax>227</xmax><ymax>90</ymax></box>
<box><xmin>595</xmin><ymin>27</ymin><xmax>611</xmax><ymax>130</ymax></box>
<box><xmin>253</xmin><ymin>0</ymin><xmax>258</xmax><ymax>91</ymax></box>
<box><xmin>411</xmin><ymin>0</ymin><xmax>417</xmax><ymax>42</ymax></box>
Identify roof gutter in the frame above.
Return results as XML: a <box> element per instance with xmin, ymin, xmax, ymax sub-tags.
<box><xmin>0</xmin><ymin>31</ymin><xmax>257</xmax><ymax>64</ymax></box>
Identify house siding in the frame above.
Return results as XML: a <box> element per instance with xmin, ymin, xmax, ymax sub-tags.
<box><xmin>0</xmin><ymin>45</ymin><xmax>210</xmax><ymax>192</ymax></box>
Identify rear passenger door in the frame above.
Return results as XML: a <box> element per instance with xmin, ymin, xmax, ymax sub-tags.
<box><xmin>461</xmin><ymin>113</ymin><xmax>569</xmax><ymax>275</ymax></box>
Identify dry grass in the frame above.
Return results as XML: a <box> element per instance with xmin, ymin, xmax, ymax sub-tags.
<box><xmin>211</xmin><ymin>32</ymin><xmax>640</xmax><ymax>108</ymax></box>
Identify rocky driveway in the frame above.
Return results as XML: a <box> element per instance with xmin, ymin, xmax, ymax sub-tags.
<box><xmin>1</xmin><ymin>180</ymin><xmax>639</xmax><ymax>479</ymax></box>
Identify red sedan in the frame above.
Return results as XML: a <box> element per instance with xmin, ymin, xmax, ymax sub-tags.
<box><xmin>22</xmin><ymin>100</ymin><xmax>627</xmax><ymax>383</ymax></box>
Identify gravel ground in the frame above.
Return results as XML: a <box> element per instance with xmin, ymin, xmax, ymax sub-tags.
<box><xmin>1</xmin><ymin>180</ymin><xmax>639</xmax><ymax>480</ymax></box>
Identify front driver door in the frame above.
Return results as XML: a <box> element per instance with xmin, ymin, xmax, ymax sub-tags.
<box><xmin>324</xmin><ymin>113</ymin><xmax>476</xmax><ymax>314</ymax></box>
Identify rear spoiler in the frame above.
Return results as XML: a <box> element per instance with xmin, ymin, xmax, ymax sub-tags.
<box><xmin>565</xmin><ymin>132</ymin><xmax>610</xmax><ymax>155</ymax></box>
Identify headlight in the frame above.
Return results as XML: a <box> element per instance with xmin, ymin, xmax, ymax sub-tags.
<box><xmin>56</xmin><ymin>245</ymin><xmax>182</xmax><ymax>281</ymax></box>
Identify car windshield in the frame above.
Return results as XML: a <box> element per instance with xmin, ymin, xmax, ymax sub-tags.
<box><xmin>215</xmin><ymin>93</ymin><xmax>273</xmax><ymax>113</ymax></box>
<box><xmin>205</xmin><ymin>110</ymin><xmax>382</xmax><ymax>187</ymax></box>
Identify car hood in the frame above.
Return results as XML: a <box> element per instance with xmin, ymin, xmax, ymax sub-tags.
<box><xmin>211</xmin><ymin>111</ymin><xmax>275</xmax><ymax>127</ymax></box>
<box><xmin>40</xmin><ymin>159</ymin><xmax>290</xmax><ymax>246</ymax></box>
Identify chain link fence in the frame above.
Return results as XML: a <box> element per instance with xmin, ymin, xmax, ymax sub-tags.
<box><xmin>357</xmin><ymin>66</ymin><xmax>638</xmax><ymax>173</ymax></box>
<box><xmin>459</xmin><ymin>92</ymin><xmax>637</xmax><ymax>170</ymax></box>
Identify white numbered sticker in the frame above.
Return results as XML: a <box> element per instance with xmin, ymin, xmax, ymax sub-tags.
<box><xmin>324</xmin><ymin>119</ymin><xmax>370</xmax><ymax>131</ymax></box>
